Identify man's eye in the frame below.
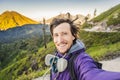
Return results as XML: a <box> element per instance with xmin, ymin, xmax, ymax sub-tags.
<box><xmin>63</xmin><ymin>32</ymin><xmax>67</xmax><ymax>35</ymax></box>
<box><xmin>54</xmin><ymin>34</ymin><xmax>58</xmax><ymax>37</ymax></box>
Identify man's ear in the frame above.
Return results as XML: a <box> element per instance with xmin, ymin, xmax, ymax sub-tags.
<box><xmin>72</xmin><ymin>36</ymin><xmax>75</xmax><ymax>40</ymax></box>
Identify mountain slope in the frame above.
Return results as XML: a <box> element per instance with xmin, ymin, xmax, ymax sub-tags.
<box><xmin>0</xmin><ymin>11</ymin><xmax>39</xmax><ymax>30</ymax></box>
<box><xmin>82</xmin><ymin>4</ymin><xmax>120</xmax><ymax>29</ymax></box>
<box><xmin>92</xmin><ymin>4</ymin><xmax>120</xmax><ymax>22</ymax></box>
<box><xmin>0</xmin><ymin>31</ymin><xmax>120</xmax><ymax>80</ymax></box>
<box><xmin>0</xmin><ymin>24</ymin><xmax>50</xmax><ymax>43</ymax></box>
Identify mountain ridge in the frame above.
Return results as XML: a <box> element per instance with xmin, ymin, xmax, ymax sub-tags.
<box><xmin>82</xmin><ymin>4</ymin><xmax>120</xmax><ymax>31</ymax></box>
<box><xmin>92</xmin><ymin>4</ymin><xmax>120</xmax><ymax>22</ymax></box>
<box><xmin>44</xmin><ymin>12</ymin><xmax>85</xmax><ymax>26</ymax></box>
<box><xmin>0</xmin><ymin>10</ymin><xmax>39</xmax><ymax>30</ymax></box>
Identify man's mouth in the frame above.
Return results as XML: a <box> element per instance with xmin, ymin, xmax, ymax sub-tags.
<box><xmin>59</xmin><ymin>44</ymin><xmax>66</xmax><ymax>47</ymax></box>
<box><xmin>58</xmin><ymin>43</ymin><xmax>67</xmax><ymax>47</ymax></box>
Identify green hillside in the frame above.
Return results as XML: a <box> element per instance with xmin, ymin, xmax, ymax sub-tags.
<box><xmin>79</xmin><ymin>30</ymin><xmax>120</xmax><ymax>60</ymax></box>
<box><xmin>0</xmin><ymin>35</ymin><xmax>52</xmax><ymax>80</ymax></box>
<box><xmin>79</xmin><ymin>30</ymin><xmax>120</xmax><ymax>48</ymax></box>
<box><xmin>0</xmin><ymin>41</ymin><xmax>54</xmax><ymax>80</ymax></box>
<box><xmin>92</xmin><ymin>4</ymin><xmax>120</xmax><ymax>22</ymax></box>
<box><xmin>0</xmin><ymin>30</ymin><xmax>120</xmax><ymax>80</ymax></box>
<box><xmin>82</xmin><ymin>4</ymin><xmax>120</xmax><ymax>28</ymax></box>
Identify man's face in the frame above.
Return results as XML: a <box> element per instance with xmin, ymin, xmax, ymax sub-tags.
<box><xmin>53</xmin><ymin>22</ymin><xmax>75</xmax><ymax>54</ymax></box>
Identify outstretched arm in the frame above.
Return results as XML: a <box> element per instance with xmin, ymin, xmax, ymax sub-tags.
<box><xmin>75</xmin><ymin>52</ymin><xmax>120</xmax><ymax>80</ymax></box>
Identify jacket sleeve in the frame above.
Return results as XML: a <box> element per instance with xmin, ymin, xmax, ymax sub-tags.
<box><xmin>75</xmin><ymin>52</ymin><xmax>120</xmax><ymax>80</ymax></box>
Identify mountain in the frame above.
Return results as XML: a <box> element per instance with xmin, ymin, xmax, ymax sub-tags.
<box><xmin>92</xmin><ymin>4</ymin><xmax>120</xmax><ymax>22</ymax></box>
<box><xmin>45</xmin><ymin>12</ymin><xmax>85</xmax><ymax>26</ymax></box>
<box><xmin>0</xmin><ymin>11</ymin><xmax>39</xmax><ymax>30</ymax></box>
<box><xmin>82</xmin><ymin>4</ymin><xmax>120</xmax><ymax>31</ymax></box>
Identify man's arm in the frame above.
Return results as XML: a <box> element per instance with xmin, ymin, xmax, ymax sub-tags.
<box><xmin>75</xmin><ymin>52</ymin><xmax>120</xmax><ymax>80</ymax></box>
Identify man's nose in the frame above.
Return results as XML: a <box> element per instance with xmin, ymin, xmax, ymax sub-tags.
<box><xmin>57</xmin><ymin>35</ymin><xmax>64</xmax><ymax>43</ymax></box>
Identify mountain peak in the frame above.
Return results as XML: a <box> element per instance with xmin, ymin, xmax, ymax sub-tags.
<box><xmin>1</xmin><ymin>10</ymin><xmax>11</xmax><ymax>13</ymax></box>
<box><xmin>0</xmin><ymin>10</ymin><xmax>39</xmax><ymax>30</ymax></box>
<box><xmin>45</xmin><ymin>12</ymin><xmax>85</xmax><ymax>25</ymax></box>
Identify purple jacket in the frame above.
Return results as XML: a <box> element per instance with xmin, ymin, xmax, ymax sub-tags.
<box><xmin>51</xmin><ymin>40</ymin><xmax>120</xmax><ymax>80</ymax></box>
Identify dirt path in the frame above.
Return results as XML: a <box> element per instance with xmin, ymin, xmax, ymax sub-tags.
<box><xmin>100</xmin><ymin>57</ymin><xmax>120</xmax><ymax>72</ymax></box>
<box><xmin>33</xmin><ymin>74</ymin><xmax>50</xmax><ymax>80</ymax></box>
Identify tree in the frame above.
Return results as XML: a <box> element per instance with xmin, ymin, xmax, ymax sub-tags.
<box><xmin>85</xmin><ymin>14</ymin><xmax>90</xmax><ymax>22</ymax></box>
<box><xmin>42</xmin><ymin>18</ymin><xmax>47</xmax><ymax>48</ymax></box>
<box><xmin>94</xmin><ymin>8</ymin><xmax>97</xmax><ymax>17</ymax></box>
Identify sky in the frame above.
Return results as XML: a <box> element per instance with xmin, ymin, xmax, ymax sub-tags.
<box><xmin>0</xmin><ymin>0</ymin><xmax>120</xmax><ymax>21</ymax></box>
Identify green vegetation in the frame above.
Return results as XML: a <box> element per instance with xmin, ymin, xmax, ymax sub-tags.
<box><xmin>107</xmin><ymin>12</ymin><xmax>120</xmax><ymax>26</ymax></box>
<box><xmin>82</xmin><ymin>4</ymin><xmax>120</xmax><ymax>29</ymax></box>
<box><xmin>92</xmin><ymin>4</ymin><xmax>120</xmax><ymax>22</ymax></box>
<box><xmin>79</xmin><ymin>30</ymin><xmax>120</xmax><ymax>48</ymax></box>
<box><xmin>87</xmin><ymin>42</ymin><xmax>120</xmax><ymax>61</ymax></box>
<box><xmin>79</xmin><ymin>30</ymin><xmax>120</xmax><ymax>61</ymax></box>
<box><xmin>81</xmin><ymin>22</ymin><xmax>92</xmax><ymax>28</ymax></box>
<box><xmin>0</xmin><ymin>36</ymin><xmax>53</xmax><ymax>80</ymax></box>
<box><xmin>0</xmin><ymin>30</ymin><xmax>120</xmax><ymax>80</ymax></box>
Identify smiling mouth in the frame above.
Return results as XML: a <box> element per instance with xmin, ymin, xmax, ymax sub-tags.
<box><xmin>58</xmin><ymin>43</ymin><xmax>67</xmax><ymax>47</ymax></box>
<box><xmin>59</xmin><ymin>45</ymin><xmax>66</xmax><ymax>47</ymax></box>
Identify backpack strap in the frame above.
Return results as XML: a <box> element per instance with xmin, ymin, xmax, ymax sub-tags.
<box><xmin>50</xmin><ymin>69</ymin><xmax>52</xmax><ymax>80</ymax></box>
<box><xmin>94</xmin><ymin>61</ymin><xmax>102</xmax><ymax>69</ymax></box>
<box><xmin>69</xmin><ymin>53</ymin><xmax>79</xmax><ymax>80</ymax></box>
<box><xmin>68</xmin><ymin>49</ymin><xmax>85</xmax><ymax>80</ymax></box>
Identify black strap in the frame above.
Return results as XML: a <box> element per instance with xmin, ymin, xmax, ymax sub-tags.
<box><xmin>94</xmin><ymin>61</ymin><xmax>102</xmax><ymax>69</ymax></box>
<box><xmin>50</xmin><ymin>69</ymin><xmax>52</xmax><ymax>80</ymax></box>
<box><xmin>68</xmin><ymin>49</ymin><xmax>85</xmax><ymax>80</ymax></box>
<box><xmin>69</xmin><ymin>53</ymin><xmax>79</xmax><ymax>80</ymax></box>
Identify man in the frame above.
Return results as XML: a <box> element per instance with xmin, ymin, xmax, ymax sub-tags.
<box><xmin>49</xmin><ymin>18</ymin><xmax>120</xmax><ymax>80</ymax></box>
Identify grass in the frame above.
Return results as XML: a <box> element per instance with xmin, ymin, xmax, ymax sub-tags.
<box><xmin>87</xmin><ymin>42</ymin><xmax>120</xmax><ymax>61</ymax></box>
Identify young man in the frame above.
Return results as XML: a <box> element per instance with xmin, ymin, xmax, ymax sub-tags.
<box><xmin>49</xmin><ymin>18</ymin><xmax>120</xmax><ymax>80</ymax></box>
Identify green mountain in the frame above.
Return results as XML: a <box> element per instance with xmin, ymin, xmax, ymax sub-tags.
<box><xmin>0</xmin><ymin>11</ymin><xmax>39</xmax><ymax>30</ymax></box>
<box><xmin>82</xmin><ymin>4</ymin><xmax>120</xmax><ymax>29</ymax></box>
<box><xmin>92</xmin><ymin>4</ymin><xmax>120</xmax><ymax>22</ymax></box>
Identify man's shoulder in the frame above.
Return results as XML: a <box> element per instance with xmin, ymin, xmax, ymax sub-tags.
<box><xmin>77</xmin><ymin>51</ymin><xmax>91</xmax><ymax>60</ymax></box>
<box><xmin>75</xmin><ymin>51</ymin><xmax>93</xmax><ymax>64</ymax></box>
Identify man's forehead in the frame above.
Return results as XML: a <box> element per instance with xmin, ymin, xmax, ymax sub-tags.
<box><xmin>53</xmin><ymin>23</ymin><xmax>70</xmax><ymax>32</ymax></box>
<box><xmin>55</xmin><ymin>23</ymin><xmax>70</xmax><ymax>29</ymax></box>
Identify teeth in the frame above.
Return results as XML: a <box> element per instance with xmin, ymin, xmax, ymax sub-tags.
<box><xmin>59</xmin><ymin>44</ymin><xmax>66</xmax><ymax>47</ymax></box>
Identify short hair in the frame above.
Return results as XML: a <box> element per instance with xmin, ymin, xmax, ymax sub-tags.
<box><xmin>50</xmin><ymin>18</ymin><xmax>80</xmax><ymax>40</ymax></box>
